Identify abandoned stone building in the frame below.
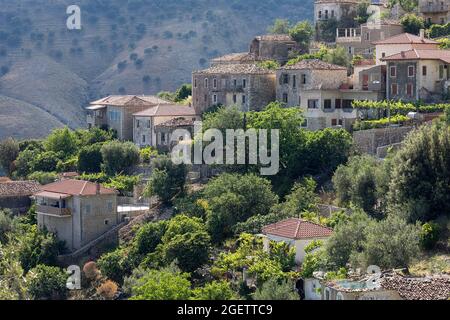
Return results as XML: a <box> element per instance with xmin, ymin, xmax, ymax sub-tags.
<box><xmin>276</xmin><ymin>59</ymin><xmax>379</xmax><ymax>130</ymax></box>
<box><xmin>192</xmin><ymin>64</ymin><xmax>276</xmax><ymax>114</ymax></box>
<box><xmin>0</xmin><ymin>180</ymin><xmax>41</xmax><ymax>214</ymax></box>
<box><xmin>419</xmin><ymin>0</ymin><xmax>450</xmax><ymax>25</ymax></box>
<box><xmin>154</xmin><ymin>118</ymin><xmax>196</xmax><ymax>153</ymax></box>
<box><xmin>87</xmin><ymin>95</ymin><xmax>171</xmax><ymax>141</ymax></box>
<box><xmin>249</xmin><ymin>35</ymin><xmax>298</xmax><ymax>64</ymax></box>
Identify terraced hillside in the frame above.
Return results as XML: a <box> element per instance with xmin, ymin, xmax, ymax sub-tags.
<box><xmin>0</xmin><ymin>0</ymin><xmax>313</xmax><ymax>139</ymax></box>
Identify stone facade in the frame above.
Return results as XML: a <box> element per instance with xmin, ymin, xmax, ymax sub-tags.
<box><xmin>0</xmin><ymin>180</ymin><xmax>41</xmax><ymax>214</ymax></box>
<box><xmin>314</xmin><ymin>0</ymin><xmax>359</xmax><ymax>26</ymax></box>
<box><xmin>419</xmin><ymin>0</ymin><xmax>450</xmax><ymax>25</ymax></box>
<box><xmin>249</xmin><ymin>35</ymin><xmax>298</xmax><ymax>64</ymax></box>
<box><xmin>353</xmin><ymin>126</ymin><xmax>414</xmax><ymax>155</ymax></box>
<box><xmin>192</xmin><ymin>64</ymin><xmax>276</xmax><ymax>114</ymax></box>
<box><xmin>154</xmin><ymin>118</ymin><xmax>195</xmax><ymax>153</ymax></box>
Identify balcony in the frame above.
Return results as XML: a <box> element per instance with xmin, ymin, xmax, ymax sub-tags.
<box><xmin>336</xmin><ymin>28</ymin><xmax>362</xmax><ymax>43</ymax></box>
<box><xmin>420</xmin><ymin>4</ymin><xmax>449</xmax><ymax>13</ymax></box>
<box><xmin>37</xmin><ymin>205</ymin><xmax>72</xmax><ymax>217</ymax></box>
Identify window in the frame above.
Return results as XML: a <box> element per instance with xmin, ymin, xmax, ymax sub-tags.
<box><xmin>85</xmin><ymin>204</ymin><xmax>91</xmax><ymax>214</ymax></box>
<box><xmin>318</xmin><ymin>11</ymin><xmax>322</xmax><ymax>19</ymax></box>
<box><xmin>390</xmin><ymin>66</ymin><xmax>397</xmax><ymax>77</ymax></box>
<box><xmin>439</xmin><ymin>65</ymin><xmax>445</xmax><ymax>79</ymax></box>
<box><xmin>147</xmin><ymin>120</ymin><xmax>151</xmax><ymax>128</ymax></box>
<box><xmin>382</xmin><ymin>52</ymin><xmax>386</xmax><ymax>58</ymax></box>
<box><xmin>301</xmin><ymin>119</ymin><xmax>308</xmax><ymax>127</ymax></box>
<box><xmin>283</xmin><ymin>74</ymin><xmax>289</xmax><ymax>84</ymax></box>
<box><xmin>422</xmin><ymin>66</ymin><xmax>427</xmax><ymax>76</ymax></box>
<box><xmin>204</xmin><ymin>94</ymin><xmax>207</xmax><ymax>102</ymax></box>
<box><xmin>233</xmin><ymin>94</ymin><xmax>237</xmax><ymax>104</ymax></box>
<box><xmin>324</xmin><ymin>99</ymin><xmax>332</xmax><ymax>109</ymax></box>
<box><xmin>242</xmin><ymin>95</ymin><xmax>246</xmax><ymax>104</ymax></box>
<box><xmin>293</xmin><ymin>75</ymin><xmax>297</xmax><ymax>88</ymax></box>
<box><xmin>104</xmin><ymin>220</ymin><xmax>109</xmax><ymax>225</ymax></box>
<box><xmin>365</xmin><ymin>32</ymin><xmax>370</xmax><ymax>41</ymax></box>
<box><xmin>342</xmin><ymin>100</ymin><xmax>353</xmax><ymax>109</ymax></box>
<box><xmin>107</xmin><ymin>201</ymin><xmax>113</xmax><ymax>211</ymax></box>
<box><xmin>339</xmin><ymin>119</ymin><xmax>343</xmax><ymax>126</ymax></box>
<box><xmin>408</xmin><ymin>65</ymin><xmax>415</xmax><ymax>77</ymax></box>
<box><xmin>194</xmin><ymin>78</ymin><xmax>197</xmax><ymax>88</ymax></box>
<box><xmin>243</xmin><ymin>79</ymin><xmax>247</xmax><ymax>88</ymax></box>
<box><xmin>234</xmin><ymin>79</ymin><xmax>237</xmax><ymax>87</ymax></box>
<box><xmin>335</xmin><ymin>99</ymin><xmax>342</xmax><ymax>109</ymax></box>
<box><xmin>301</xmin><ymin>74</ymin><xmax>307</xmax><ymax>84</ymax></box>
<box><xmin>348</xmin><ymin>46</ymin><xmax>353</xmax><ymax>55</ymax></box>
<box><xmin>391</xmin><ymin>83</ymin><xmax>398</xmax><ymax>95</ymax></box>
<box><xmin>213</xmin><ymin>78</ymin><xmax>217</xmax><ymax>88</ymax></box>
<box><xmin>325</xmin><ymin>10</ymin><xmax>328</xmax><ymax>19</ymax></box>
<box><xmin>136</xmin><ymin>120</ymin><xmax>140</xmax><ymax>128</ymax></box>
<box><xmin>406</xmin><ymin>83</ymin><xmax>414</xmax><ymax>97</ymax></box>
<box><xmin>204</xmin><ymin>78</ymin><xmax>208</xmax><ymax>88</ymax></box>
<box><xmin>325</xmin><ymin>288</ymin><xmax>331</xmax><ymax>300</ymax></box>
<box><xmin>336</xmin><ymin>293</ymin><xmax>344</xmax><ymax>301</ymax></box>
<box><xmin>331</xmin><ymin>10</ymin><xmax>335</xmax><ymax>18</ymax></box>
<box><xmin>213</xmin><ymin>94</ymin><xmax>217</xmax><ymax>104</ymax></box>
<box><xmin>108</xmin><ymin>110</ymin><xmax>121</xmax><ymax>122</ymax></box>
<box><xmin>331</xmin><ymin>119</ymin><xmax>337</xmax><ymax>126</ymax></box>
<box><xmin>142</xmin><ymin>135</ymin><xmax>146</xmax><ymax>143</ymax></box>
<box><xmin>282</xmin><ymin>93</ymin><xmax>288</xmax><ymax>103</ymax></box>
<box><xmin>308</xmin><ymin>99</ymin><xmax>319</xmax><ymax>109</ymax></box>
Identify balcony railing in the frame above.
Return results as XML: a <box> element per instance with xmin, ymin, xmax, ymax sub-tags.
<box><xmin>37</xmin><ymin>205</ymin><xmax>72</xmax><ymax>217</ymax></box>
<box><xmin>420</xmin><ymin>4</ymin><xmax>449</xmax><ymax>13</ymax></box>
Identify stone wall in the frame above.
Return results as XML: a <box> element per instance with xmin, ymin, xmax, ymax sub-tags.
<box><xmin>353</xmin><ymin>126</ymin><xmax>414</xmax><ymax>155</ymax></box>
<box><xmin>0</xmin><ymin>196</ymin><xmax>32</xmax><ymax>214</ymax></box>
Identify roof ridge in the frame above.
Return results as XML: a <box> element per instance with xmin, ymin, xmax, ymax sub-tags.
<box><xmin>80</xmin><ymin>181</ymin><xmax>88</xmax><ymax>195</ymax></box>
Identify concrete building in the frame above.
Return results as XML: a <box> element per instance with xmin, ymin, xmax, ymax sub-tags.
<box><xmin>192</xmin><ymin>64</ymin><xmax>276</xmax><ymax>114</ymax></box>
<box><xmin>132</xmin><ymin>104</ymin><xmax>198</xmax><ymax>149</ymax></box>
<box><xmin>34</xmin><ymin>180</ymin><xmax>119</xmax><ymax>252</ymax></box>
<box><xmin>419</xmin><ymin>0</ymin><xmax>450</xmax><ymax>25</ymax></box>
<box><xmin>262</xmin><ymin>218</ymin><xmax>333</xmax><ymax>264</ymax></box>
<box><xmin>87</xmin><ymin>95</ymin><xmax>172</xmax><ymax>141</ymax></box>
<box><xmin>336</xmin><ymin>20</ymin><xmax>404</xmax><ymax>58</ymax></box>
<box><xmin>373</xmin><ymin>32</ymin><xmax>440</xmax><ymax>65</ymax></box>
<box><xmin>276</xmin><ymin>59</ymin><xmax>379</xmax><ymax>130</ymax></box>
<box><xmin>383</xmin><ymin>48</ymin><xmax>450</xmax><ymax>102</ymax></box>
<box><xmin>0</xmin><ymin>180</ymin><xmax>41</xmax><ymax>214</ymax></box>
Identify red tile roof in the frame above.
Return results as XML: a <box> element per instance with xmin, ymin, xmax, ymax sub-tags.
<box><xmin>0</xmin><ymin>181</ymin><xmax>41</xmax><ymax>197</ymax></box>
<box><xmin>381</xmin><ymin>274</ymin><xmax>450</xmax><ymax>300</ymax></box>
<box><xmin>263</xmin><ymin>218</ymin><xmax>333</xmax><ymax>240</ymax></box>
<box><xmin>133</xmin><ymin>104</ymin><xmax>198</xmax><ymax>117</ymax></box>
<box><xmin>373</xmin><ymin>33</ymin><xmax>438</xmax><ymax>45</ymax></box>
<box><xmin>281</xmin><ymin>59</ymin><xmax>348</xmax><ymax>71</ymax></box>
<box><xmin>90</xmin><ymin>95</ymin><xmax>171</xmax><ymax>107</ymax></box>
<box><xmin>38</xmin><ymin>180</ymin><xmax>116</xmax><ymax>196</ymax></box>
<box><xmin>382</xmin><ymin>49</ymin><xmax>450</xmax><ymax>63</ymax></box>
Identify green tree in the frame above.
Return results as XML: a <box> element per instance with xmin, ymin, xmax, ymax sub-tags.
<box><xmin>191</xmin><ymin>281</ymin><xmax>236</xmax><ymax>300</ymax></box>
<box><xmin>0</xmin><ymin>244</ymin><xmax>27</xmax><ymax>300</ymax></box>
<box><xmin>0</xmin><ymin>209</ymin><xmax>14</xmax><ymax>244</ymax></box>
<box><xmin>0</xmin><ymin>138</ymin><xmax>19</xmax><ymax>176</ymax></box>
<box><xmin>356</xmin><ymin>215</ymin><xmax>420</xmax><ymax>269</ymax></box>
<box><xmin>44</xmin><ymin>127</ymin><xmax>78</xmax><ymax>159</ymax></box>
<box><xmin>27</xmin><ymin>171</ymin><xmax>58</xmax><ymax>185</ymax></box>
<box><xmin>400</xmin><ymin>13</ymin><xmax>425</xmax><ymax>35</ymax></box>
<box><xmin>144</xmin><ymin>155</ymin><xmax>187</xmax><ymax>204</ymax></box>
<box><xmin>161</xmin><ymin>215</ymin><xmax>211</xmax><ymax>272</ymax></box>
<box><xmin>97</xmin><ymin>248</ymin><xmax>130</xmax><ymax>284</ymax></box>
<box><xmin>77</xmin><ymin>144</ymin><xmax>103</xmax><ymax>173</ymax></box>
<box><xmin>127</xmin><ymin>267</ymin><xmax>191</xmax><ymax>300</ymax></box>
<box><xmin>101</xmin><ymin>141</ymin><xmax>140</xmax><ymax>175</ymax></box>
<box><xmin>174</xmin><ymin>84</ymin><xmax>192</xmax><ymax>102</ymax></box>
<box><xmin>355</xmin><ymin>1</ymin><xmax>370</xmax><ymax>24</ymax></box>
<box><xmin>203</xmin><ymin>173</ymin><xmax>278</xmax><ymax>243</ymax></box>
<box><xmin>253</xmin><ymin>278</ymin><xmax>298</xmax><ymax>300</ymax></box>
<box><xmin>134</xmin><ymin>221</ymin><xmax>168</xmax><ymax>256</ymax></box>
<box><xmin>388</xmin><ymin>125</ymin><xmax>450</xmax><ymax>222</ymax></box>
<box><xmin>268</xmin><ymin>19</ymin><xmax>290</xmax><ymax>34</ymax></box>
<box><xmin>323</xmin><ymin>46</ymin><xmax>350</xmax><ymax>67</ymax></box>
<box><xmin>289</xmin><ymin>21</ymin><xmax>314</xmax><ymax>52</ymax></box>
<box><xmin>26</xmin><ymin>265</ymin><xmax>67</xmax><ymax>300</ymax></box>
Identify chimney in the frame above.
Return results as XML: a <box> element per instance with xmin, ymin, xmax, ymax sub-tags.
<box><xmin>419</xmin><ymin>29</ymin><xmax>425</xmax><ymax>40</ymax></box>
<box><xmin>96</xmin><ymin>183</ymin><xmax>101</xmax><ymax>195</ymax></box>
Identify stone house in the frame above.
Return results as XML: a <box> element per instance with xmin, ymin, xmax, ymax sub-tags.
<box><xmin>87</xmin><ymin>95</ymin><xmax>172</xmax><ymax>141</ymax></box>
<box><xmin>336</xmin><ymin>20</ymin><xmax>404</xmax><ymax>58</ymax></box>
<box><xmin>154</xmin><ymin>118</ymin><xmax>195</xmax><ymax>153</ymax></box>
<box><xmin>373</xmin><ymin>32</ymin><xmax>440</xmax><ymax>65</ymax></box>
<box><xmin>419</xmin><ymin>0</ymin><xmax>450</xmax><ymax>25</ymax></box>
<box><xmin>314</xmin><ymin>0</ymin><xmax>360</xmax><ymax>27</ymax></box>
<box><xmin>249</xmin><ymin>35</ymin><xmax>298</xmax><ymax>64</ymax></box>
<box><xmin>276</xmin><ymin>59</ymin><xmax>379</xmax><ymax>130</ymax></box>
<box><xmin>382</xmin><ymin>48</ymin><xmax>450</xmax><ymax>102</ymax></box>
<box><xmin>132</xmin><ymin>104</ymin><xmax>198</xmax><ymax>149</ymax></box>
<box><xmin>262</xmin><ymin>218</ymin><xmax>333</xmax><ymax>264</ymax></box>
<box><xmin>192</xmin><ymin>64</ymin><xmax>276</xmax><ymax>114</ymax></box>
<box><xmin>0</xmin><ymin>180</ymin><xmax>41</xmax><ymax>214</ymax></box>
<box><xmin>34</xmin><ymin>179</ymin><xmax>119</xmax><ymax>252</ymax></box>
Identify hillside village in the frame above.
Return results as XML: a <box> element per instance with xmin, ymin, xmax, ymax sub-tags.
<box><xmin>1</xmin><ymin>0</ymin><xmax>450</xmax><ymax>301</ymax></box>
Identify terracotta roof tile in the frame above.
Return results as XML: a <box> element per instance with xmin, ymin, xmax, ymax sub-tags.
<box><xmin>382</xmin><ymin>49</ymin><xmax>450</xmax><ymax>63</ymax></box>
<box><xmin>263</xmin><ymin>218</ymin><xmax>333</xmax><ymax>240</ymax></box>
<box><xmin>155</xmin><ymin>117</ymin><xmax>195</xmax><ymax>128</ymax></box>
<box><xmin>373</xmin><ymin>33</ymin><xmax>438</xmax><ymax>45</ymax></box>
<box><xmin>133</xmin><ymin>104</ymin><xmax>198</xmax><ymax>117</ymax></box>
<box><xmin>38</xmin><ymin>180</ymin><xmax>116</xmax><ymax>196</ymax></box>
<box><xmin>381</xmin><ymin>274</ymin><xmax>450</xmax><ymax>300</ymax></box>
<box><xmin>281</xmin><ymin>59</ymin><xmax>348</xmax><ymax>71</ymax></box>
<box><xmin>0</xmin><ymin>181</ymin><xmax>41</xmax><ymax>197</ymax></box>
<box><xmin>90</xmin><ymin>95</ymin><xmax>171</xmax><ymax>107</ymax></box>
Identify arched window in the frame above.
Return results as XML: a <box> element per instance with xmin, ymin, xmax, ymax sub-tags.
<box><xmin>336</xmin><ymin>292</ymin><xmax>344</xmax><ymax>301</ymax></box>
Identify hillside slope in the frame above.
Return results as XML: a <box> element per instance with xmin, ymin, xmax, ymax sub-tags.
<box><xmin>0</xmin><ymin>0</ymin><xmax>314</xmax><ymax>140</ymax></box>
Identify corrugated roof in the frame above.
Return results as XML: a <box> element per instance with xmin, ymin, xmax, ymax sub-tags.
<box><xmin>38</xmin><ymin>180</ymin><xmax>116</xmax><ymax>196</ymax></box>
<box><xmin>382</xmin><ymin>49</ymin><xmax>450</xmax><ymax>63</ymax></box>
<box><xmin>194</xmin><ymin>64</ymin><xmax>275</xmax><ymax>75</ymax></box>
<box><xmin>281</xmin><ymin>59</ymin><xmax>348</xmax><ymax>71</ymax></box>
<box><xmin>373</xmin><ymin>33</ymin><xmax>438</xmax><ymax>45</ymax></box>
<box><xmin>133</xmin><ymin>104</ymin><xmax>198</xmax><ymax>117</ymax></box>
<box><xmin>0</xmin><ymin>181</ymin><xmax>41</xmax><ymax>197</ymax></box>
<box><xmin>263</xmin><ymin>218</ymin><xmax>333</xmax><ymax>240</ymax></box>
<box><xmin>90</xmin><ymin>95</ymin><xmax>171</xmax><ymax>107</ymax></box>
